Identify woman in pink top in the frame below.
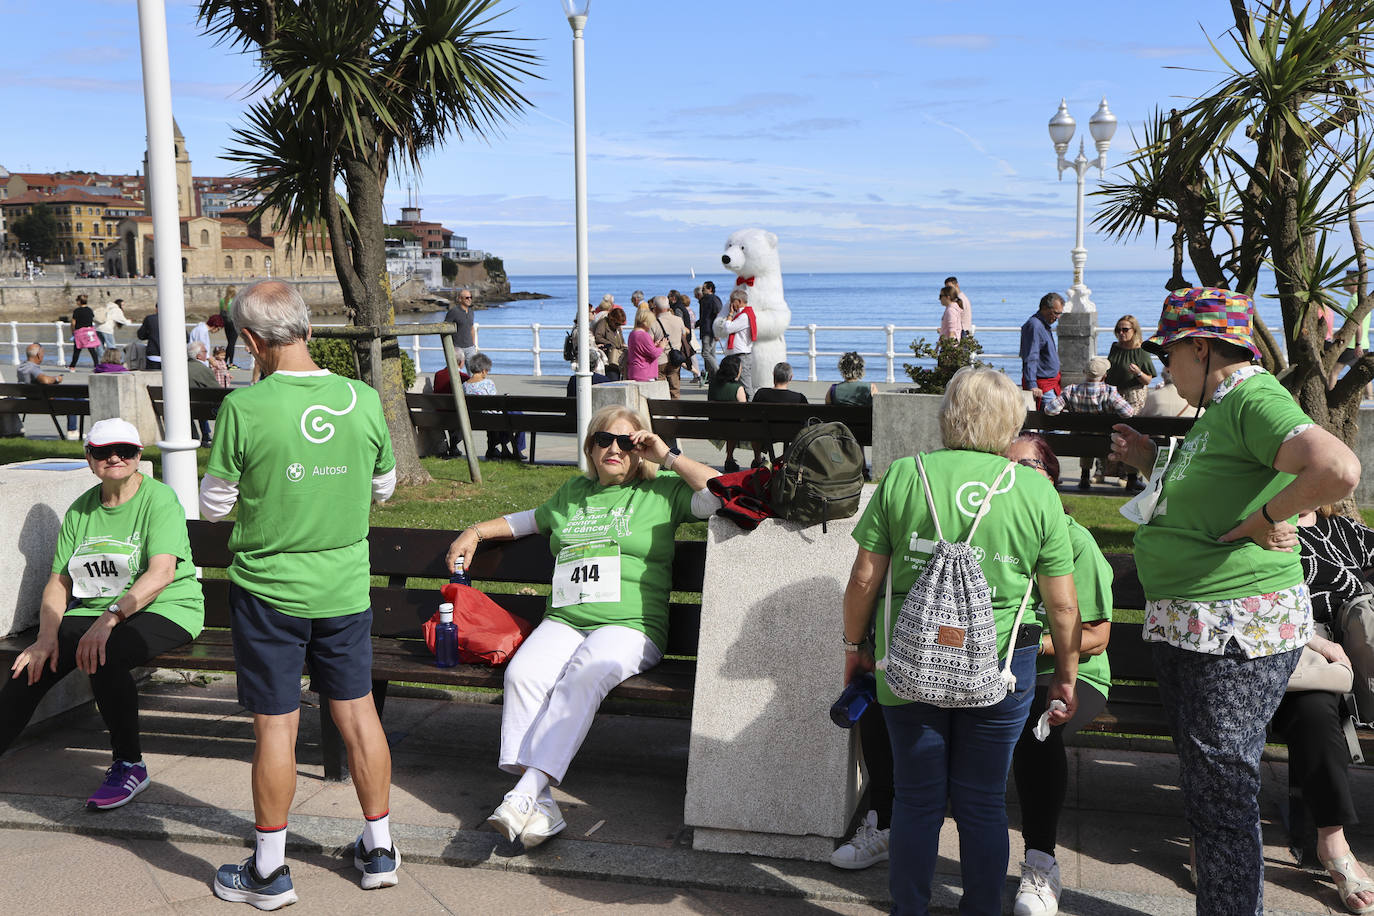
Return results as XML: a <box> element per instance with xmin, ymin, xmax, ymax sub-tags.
<box><xmin>625</xmin><ymin>304</ymin><xmax>664</xmax><ymax>381</ymax></box>
<box><xmin>939</xmin><ymin>285</ymin><xmax>967</xmax><ymax>340</ymax></box>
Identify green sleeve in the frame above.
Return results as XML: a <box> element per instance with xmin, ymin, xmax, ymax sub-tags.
<box><xmin>666</xmin><ymin>473</ymin><xmax>696</xmax><ymax>523</ymax></box>
<box><xmin>1235</xmin><ymin>383</ymin><xmax>1313</xmax><ymax>468</ymax></box>
<box><xmin>144</xmin><ymin>481</ymin><xmax>194</xmax><ymax>564</ymax></box>
<box><xmin>1035</xmin><ymin>495</ymin><xmax>1074</xmax><ymax>577</ymax></box>
<box><xmin>371</xmin><ymin>392</ymin><xmax>396</xmax><ymax>475</ymax></box>
<box><xmin>853</xmin><ymin>458</ymin><xmax>907</xmax><ymax>556</ymax></box>
<box><xmin>205</xmin><ymin>393</ymin><xmax>243</xmax><ymax>483</ymax></box>
<box><xmin>1068</xmin><ymin>520</ymin><xmax>1113</xmax><ymax>623</ymax></box>
<box><xmin>534</xmin><ymin>476</ymin><xmax>576</xmax><ymax>535</ymax></box>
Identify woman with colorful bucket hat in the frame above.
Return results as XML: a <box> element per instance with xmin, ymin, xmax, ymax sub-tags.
<box><xmin>1109</xmin><ymin>288</ymin><xmax>1361</xmax><ymax>916</ymax></box>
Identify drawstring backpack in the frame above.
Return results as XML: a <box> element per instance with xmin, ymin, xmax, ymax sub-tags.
<box><xmin>876</xmin><ymin>454</ymin><xmax>1034</xmax><ymax>707</ymax></box>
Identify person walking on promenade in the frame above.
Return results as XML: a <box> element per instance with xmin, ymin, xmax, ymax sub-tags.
<box><xmin>1104</xmin><ymin>314</ymin><xmax>1156</xmax><ymax>413</ymax></box>
<box><xmin>98</xmin><ymin>297</ymin><xmax>135</xmax><ymax>350</ymax></box>
<box><xmin>1</xmin><ymin>418</ymin><xmax>203</xmax><ymax>810</ymax></box>
<box><xmin>945</xmin><ymin>276</ymin><xmax>972</xmax><ymax>331</ymax></box>
<box><xmin>218</xmin><ymin>285</ymin><xmax>240</xmax><ymax>367</ymax></box>
<box><xmin>652</xmin><ymin>295</ymin><xmax>689</xmax><ymax>399</ymax></box>
<box><xmin>445</xmin><ymin>288</ymin><xmax>479</xmax><ymax>363</ymax></box>
<box><xmin>625</xmin><ymin>304</ymin><xmax>664</xmax><ymax>382</ymax></box>
<box><xmin>697</xmin><ymin>280</ymin><xmax>723</xmax><ymax>382</ymax></box>
<box><xmin>1021</xmin><ymin>293</ymin><xmax>1064</xmax><ymax>403</ymax></box>
<box><xmin>1109</xmin><ymin>287</ymin><xmax>1360</xmax><ymax>916</ymax></box>
<box><xmin>199</xmin><ymin>280</ymin><xmax>399</xmax><ymax>909</ymax></box>
<box><xmin>69</xmin><ymin>295</ymin><xmax>100</xmax><ymax>369</ymax></box>
<box><xmin>714</xmin><ymin>287</ymin><xmax>757</xmax><ymax>397</ymax></box>
<box><xmin>939</xmin><ymin>285</ymin><xmax>968</xmax><ymax>341</ymax></box>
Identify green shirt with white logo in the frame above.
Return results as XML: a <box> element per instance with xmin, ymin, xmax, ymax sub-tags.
<box><xmin>1134</xmin><ymin>370</ymin><xmax>1310</xmax><ymax>602</ymax></box>
<box><xmin>1033</xmin><ymin>516</ymin><xmax>1111</xmax><ymax>698</ymax></box>
<box><xmin>206</xmin><ymin>370</ymin><xmax>396</xmax><ymax>618</ymax></box>
<box><xmin>852</xmin><ymin>451</ymin><xmax>1074</xmax><ymax>706</ymax></box>
<box><xmin>52</xmin><ymin>475</ymin><xmax>204</xmax><ymax>637</ymax></box>
<box><xmin>534</xmin><ymin>472</ymin><xmax>697</xmax><ymax>651</ymax></box>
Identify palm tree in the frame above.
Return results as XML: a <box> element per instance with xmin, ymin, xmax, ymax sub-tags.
<box><xmin>1094</xmin><ymin>0</ymin><xmax>1374</xmax><ymax>447</ymax></box>
<box><xmin>198</xmin><ymin>0</ymin><xmax>539</xmax><ymax>485</ymax></box>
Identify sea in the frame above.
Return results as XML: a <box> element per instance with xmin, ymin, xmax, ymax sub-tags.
<box><xmin>402</xmin><ymin>269</ymin><xmax>1289</xmax><ymax>382</ymax></box>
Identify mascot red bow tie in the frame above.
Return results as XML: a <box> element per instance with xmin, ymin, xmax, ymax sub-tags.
<box><xmin>734</xmin><ymin>276</ymin><xmax>755</xmax><ymax>286</ymax></box>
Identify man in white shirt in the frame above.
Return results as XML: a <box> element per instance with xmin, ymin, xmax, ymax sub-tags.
<box><xmin>713</xmin><ymin>288</ymin><xmax>757</xmax><ymax>396</ymax></box>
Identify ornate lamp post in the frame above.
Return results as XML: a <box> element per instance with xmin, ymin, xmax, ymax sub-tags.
<box><xmin>563</xmin><ymin>0</ymin><xmax>591</xmax><ymax>470</ymax></box>
<box><xmin>1048</xmin><ymin>97</ymin><xmax>1116</xmax><ymax>378</ymax></box>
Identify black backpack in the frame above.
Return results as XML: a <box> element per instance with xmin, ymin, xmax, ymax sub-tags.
<box><xmin>769</xmin><ymin>420</ymin><xmax>866</xmax><ymax>532</ymax></box>
<box><xmin>563</xmin><ymin>327</ymin><xmax>578</xmax><ymax>362</ymax></box>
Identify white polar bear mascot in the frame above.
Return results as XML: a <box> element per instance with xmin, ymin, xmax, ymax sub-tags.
<box><xmin>716</xmin><ymin>228</ymin><xmax>790</xmax><ymax>393</ymax></box>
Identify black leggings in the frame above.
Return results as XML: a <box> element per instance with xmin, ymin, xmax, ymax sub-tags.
<box><xmin>0</xmin><ymin>612</ymin><xmax>192</xmax><ymax>762</ymax></box>
<box><xmin>1271</xmin><ymin>689</ymin><xmax>1358</xmax><ymax>828</ymax></box>
<box><xmin>69</xmin><ymin>345</ymin><xmax>99</xmax><ymax>369</ymax></box>
<box><xmin>1011</xmin><ymin>676</ymin><xmax>1109</xmax><ymax>857</ymax></box>
<box><xmin>858</xmin><ymin>699</ymin><xmax>894</xmax><ymax>830</ymax></box>
<box><xmin>224</xmin><ymin>317</ymin><xmax>238</xmax><ymax>366</ymax></box>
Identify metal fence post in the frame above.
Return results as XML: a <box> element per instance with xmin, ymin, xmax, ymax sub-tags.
<box><xmin>807</xmin><ymin>324</ymin><xmax>818</xmax><ymax>381</ymax></box>
<box><xmin>8</xmin><ymin>321</ymin><xmax>18</xmax><ymax>365</ymax></box>
<box><xmin>885</xmin><ymin>324</ymin><xmax>896</xmax><ymax>383</ymax></box>
<box><xmin>53</xmin><ymin>321</ymin><xmax>67</xmax><ymax>365</ymax></box>
<box><xmin>531</xmin><ymin>323</ymin><xmax>542</xmax><ymax>377</ymax></box>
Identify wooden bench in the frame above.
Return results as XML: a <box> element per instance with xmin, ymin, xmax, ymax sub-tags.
<box><xmin>647</xmin><ymin>399</ymin><xmax>873</xmax><ymax>455</ymax></box>
<box><xmin>147</xmin><ymin>386</ymin><xmax>230</xmax><ymax>438</ymax></box>
<box><xmin>0</xmin><ymin>382</ymin><xmax>90</xmax><ymax>438</ymax></box>
<box><xmin>407</xmin><ymin>392</ymin><xmax>578</xmax><ymax>464</ymax></box>
<box><xmin>1022</xmin><ymin>413</ymin><xmax>1197</xmax><ymax>487</ymax></box>
<box><xmin>0</xmin><ymin>521</ymin><xmax>703</xmax><ymax>782</ymax></box>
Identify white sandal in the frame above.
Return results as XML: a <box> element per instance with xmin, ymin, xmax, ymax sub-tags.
<box><xmin>1321</xmin><ymin>854</ymin><xmax>1374</xmax><ymax>915</ymax></box>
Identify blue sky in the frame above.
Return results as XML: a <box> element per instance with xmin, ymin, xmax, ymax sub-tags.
<box><xmin>1</xmin><ymin>1</ymin><xmax>1281</xmax><ymax>275</ymax></box>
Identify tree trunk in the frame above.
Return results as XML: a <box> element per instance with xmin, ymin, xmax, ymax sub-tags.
<box><xmin>338</xmin><ymin>132</ymin><xmax>431</xmax><ymax>487</ymax></box>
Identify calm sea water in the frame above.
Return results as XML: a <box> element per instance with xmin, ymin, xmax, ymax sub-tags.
<box><xmin>409</xmin><ymin>269</ymin><xmax>1286</xmax><ymax>381</ymax></box>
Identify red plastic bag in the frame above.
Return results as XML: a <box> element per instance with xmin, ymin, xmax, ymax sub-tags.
<box><xmin>421</xmin><ymin>583</ymin><xmax>536</xmax><ymax>666</ymax></box>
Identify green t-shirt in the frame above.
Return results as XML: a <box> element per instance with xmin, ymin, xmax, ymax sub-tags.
<box><xmin>1033</xmin><ymin>516</ymin><xmax>1112</xmax><ymax>697</ymax></box>
<box><xmin>534</xmin><ymin>472</ymin><xmax>697</xmax><ymax>651</ymax></box>
<box><xmin>832</xmin><ymin>380</ymin><xmax>873</xmax><ymax>406</ymax></box>
<box><xmin>52</xmin><ymin>475</ymin><xmax>204</xmax><ymax>638</ymax></box>
<box><xmin>1104</xmin><ymin>343</ymin><xmax>1154</xmax><ymax>392</ymax></box>
<box><xmin>1134</xmin><ymin>370</ymin><xmax>1310</xmax><ymax>602</ymax></box>
<box><xmin>206</xmin><ymin>370</ymin><xmax>396</xmax><ymax>618</ymax></box>
<box><xmin>852</xmin><ymin>451</ymin><xmax>1074</xmax><ymax>706</ymax></box>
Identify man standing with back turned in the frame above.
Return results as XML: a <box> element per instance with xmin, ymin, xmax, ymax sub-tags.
<box><xmin>199</xmin><ymin>281</ymin><xmax>398</xmax><ymax>910</ymax></box>
<box><xmin>1021</xmin><ymin>292</ymin><xmax>1065</xmax><ymax>406</ymax></box>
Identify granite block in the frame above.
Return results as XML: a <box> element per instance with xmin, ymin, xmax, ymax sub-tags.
<box><xmin>871</xmin><ymin>391</ymin><xmax>943</xmax><ymax>477</ymax></box>
<box><xmin>87</xmin><ymin>370</ymin><xmax>162</xmax><ymax>445</ymax></box>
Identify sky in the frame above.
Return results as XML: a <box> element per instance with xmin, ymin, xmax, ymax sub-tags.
<box><xmin>0</xmin><ymin>0</ymin><xmax>1303</xmax><ymax>276</ymax></box>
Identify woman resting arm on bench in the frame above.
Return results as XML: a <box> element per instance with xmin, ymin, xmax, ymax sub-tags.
<box><xmin>445</xmin><ymin>404</ymin><xmax>720</xmax><ymax>850</ymax></box>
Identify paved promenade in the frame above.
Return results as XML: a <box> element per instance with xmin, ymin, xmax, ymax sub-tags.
<box><xmin>1</xmin><ymin>674</ymin><xmax>1370</xmax><ymax>914</ymax></box>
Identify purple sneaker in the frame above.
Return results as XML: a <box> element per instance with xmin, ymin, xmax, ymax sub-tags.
<box><xmin>86</xmin><ymin>760</ymin><xmax>149</xmax><ymax>810</ymax></box>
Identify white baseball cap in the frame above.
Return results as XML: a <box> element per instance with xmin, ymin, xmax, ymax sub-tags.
<box><xmin>85</xmin><ymin>418</ymin><xmax>143</xmax><ymax>449</ymax></box>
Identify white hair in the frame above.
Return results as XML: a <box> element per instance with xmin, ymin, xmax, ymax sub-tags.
<box><xmin>231</xmin><ymin>280</ymin><xmax>310</xmax><ymax>346</ymax></box>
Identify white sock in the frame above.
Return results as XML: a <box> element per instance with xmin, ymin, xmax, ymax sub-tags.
<box><xmin>362</xmin><ymin>811</ymin><xmax>392</xmax><ymax>852</ymax></box>
<box><xmin>254</xmin><ymin>824</ymin><xmax>287</xmax><ymax>875</ymax></box>
<box><xmin>513</xmin><ymin>767</ymin><xmax>550</xmax><ymax>799</ymax></box>
<box><xmin>1025</xmin><ymin>848</ymin><xmax>1057</xmax><ymax>871</ymax></box>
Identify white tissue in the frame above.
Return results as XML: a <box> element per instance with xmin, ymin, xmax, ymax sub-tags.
<box><xmin>1033</xmin><ymin>699</ymin><xmax>1068</xmax><ymax>742</ymax></box>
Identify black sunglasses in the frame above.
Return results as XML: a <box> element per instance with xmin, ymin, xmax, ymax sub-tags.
<box><xmin>1017</xmin><ymin>457</ymin><xmax>1047</xmax><ymax>471</ymax></box>
<box><xmin>87</xmin><ymin>443</ymin><xmax>141</xmax><ymax>461</ymax></box>
<box><xmin>591</xmin><ymin>431</ymin><xmax>636</xmax><ymax>451</ymax></box>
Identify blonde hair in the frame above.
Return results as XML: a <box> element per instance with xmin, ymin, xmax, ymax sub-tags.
<box><xmin>633</xmin><ymin>304</ymin><xmax>654</xmax><ymax>331</ymax></box>
<box><xmin>1115</xmin><ymin>314</ymin><xmax>1142</xmax><ymax>348</ymax></box>
<box><xmin>582</xmin><ymin>405</ymin><xmax>658</xmax><ymax>482</ymax></box>
<box><xmin>939</xmin><ymin>367</ymin><xmax>1025</xmax><ymax>453</ymax></box>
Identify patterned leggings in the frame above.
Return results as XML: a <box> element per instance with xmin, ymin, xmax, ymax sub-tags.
<box><xmin>1153</xmin><ymin>640</ymin><xmax>1300</xmax><ymax>916</ymax></box>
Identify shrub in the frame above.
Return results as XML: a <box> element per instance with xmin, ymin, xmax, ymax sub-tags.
<box><xmin>308</xmin><ymin>337</ymin><xmax>416</xmax><ymax>389</ymax></box>
<box><xmin>903</xmin><ymin>335</ymin><xmax>990</xmax><ymax>394</ymax></box>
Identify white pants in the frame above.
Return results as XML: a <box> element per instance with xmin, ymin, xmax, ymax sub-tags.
<box><xmin>499</xmin><ymin>618</ymin><xmax>662</xmax><ymax>785</ymax></box>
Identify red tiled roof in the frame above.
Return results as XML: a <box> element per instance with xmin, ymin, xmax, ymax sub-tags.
<box><xmin>221</xmin><ymin>237</ymin><xmax>273</xmax><ymax>250</ymax></box>
<box><xmin>0</xmin><ymin>188</ymin><xmax>129</xmax><ymax>208</ymax></box>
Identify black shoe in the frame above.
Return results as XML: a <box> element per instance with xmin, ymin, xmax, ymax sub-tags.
<box><xmin>749</xmin><ymin>457</ymin><xmax>764</xmax><ymax>469</ymax></box>
<box><xmin>484</xmin><ymin>448</ymin><xmax>501</xmax><ymax>461</ymax></box>
<box><xmin>723</xmin><ymin>458</ymin><xmax>740</xmax><ymax>473</ymax></box>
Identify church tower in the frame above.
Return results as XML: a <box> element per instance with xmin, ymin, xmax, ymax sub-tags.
<box><xmin>143</xmin><ymin>119</ymin><xmax>195</xmax><ymax>218</ymax></box>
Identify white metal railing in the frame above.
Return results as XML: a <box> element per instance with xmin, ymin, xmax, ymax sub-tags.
<box><xmin>4</xmin><ymin>320</ymin><xmax>1048</xmax><ymax>382</ymax></box>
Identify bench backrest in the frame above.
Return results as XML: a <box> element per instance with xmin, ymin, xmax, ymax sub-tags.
<box><xmin>147</xmin><ymin>386</ymin><xmax>230</xmax><ymax>420</ymax></box>
<box><xmin>0</xmin><ymin>382</ymin><xmax>91</xmax><ymax>414</ymax></box>
<box><xmin>1022</xmin><ymin>413</ymin><xmax>1196</xmax><ymax>459</ymax></box>
<box><xmin>648</xmin><ymin>399</ymin><xmax>873</xmax><ymax>446</ymax></box>
<box><xmin>187</xmin><ymin>520</ymin><xmax>705</xmax><ymax>656</ymax></box>
<box><xmin>406</xmin><ymin>392</ymin><xmax>578</xmax><ymax>434</ymax></box>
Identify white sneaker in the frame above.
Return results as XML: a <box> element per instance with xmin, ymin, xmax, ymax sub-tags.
<box><xmin>518</xmin><ymin>796</ymin><xmax>566</xmax><ymax>850</ymax></box>
<box><xmin>487</xmin><ymin>792</ymin><xmax>536</xmax><ymax>843</ymax></box>
<box><xmin>1014</xmin><ymin>850</ymin><xmax>1062</xmax><ymax>916</ymax></box>
<box><xmin>829</xmin><ymin>810</ymin><xmax>890</xmax><ymax>870</ymax></box>
<box><xmin>65</xmin><ymin>430</ymin><xmax>81</xmax><ymax>440</ymax></box>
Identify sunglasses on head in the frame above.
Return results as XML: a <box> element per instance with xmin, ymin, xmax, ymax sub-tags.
<box><xmin>87</xmin><ymin>443</ymin><xmax>141</xmax><ymax>461</ymax></box>
<box><xmin>591</xmin><ymin>430</ymin><xmax>637</xmax><ymax>451</ymax></box>
<box><xmin>1017</xmin><ymin>457</ymin><xmax>1047</xmax><ymax>471</ymax></box>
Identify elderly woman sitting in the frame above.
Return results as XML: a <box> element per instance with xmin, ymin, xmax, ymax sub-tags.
<box><xmin>842</xmin><ymin>367</ymin><xmax>1081</xmax><ymax>915</ymax></box>
<box><xmin>446</xmin><ymin>406</ymin><xmax>720</xmax><ymax>849</ymax></box>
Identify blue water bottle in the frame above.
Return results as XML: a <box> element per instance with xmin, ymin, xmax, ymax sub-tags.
<box><xmin>829</xmin><ymin>672</ymin><xmax>876</xmax><ymax>728</ymax></box>
<box><xmin>451</xmin><ymin>556</ymin><xmax>471</xmax><ymax>587</ymax></box>
<box><xmin>434</xmin><ymin>602</ymin><xmax>459</xmax><ymax>668</ymax></box>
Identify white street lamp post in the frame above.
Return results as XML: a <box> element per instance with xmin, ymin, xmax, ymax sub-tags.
<box><xmin>564</xmin><ymin>0</ymin><xmax>591</xmax><ymax>471</ymax></box>
<box><xmin>1049</xmin><ymin>97</ymin><xmax>1117</xmax><ymax>315</ymax></box>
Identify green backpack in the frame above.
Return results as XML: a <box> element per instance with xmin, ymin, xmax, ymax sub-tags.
<box><xmin>769</xmin><ymin>419</ymin><xmax>866</xmax><ymax>532</ymax></box>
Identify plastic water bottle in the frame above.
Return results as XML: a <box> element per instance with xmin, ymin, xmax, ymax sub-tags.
<box><xmin>434</xmin><ymin>602</ymin><xmax>458</xmax><ymax>668</ymax></box>
<box><xmin>451</xmin><ymin>556</ymin><xmax>471</xmax><ymax>587</ymax></box>
<box><xmin>829</xmin><ymin>672</ymin><xmax>876</xmax><ymax>729</ymax></box>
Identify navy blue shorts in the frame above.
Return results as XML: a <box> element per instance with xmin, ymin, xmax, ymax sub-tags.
<box><xmin>229</xmin><ymin>583</ymin><xmax>374</xmax><ymax>715</ymax></box>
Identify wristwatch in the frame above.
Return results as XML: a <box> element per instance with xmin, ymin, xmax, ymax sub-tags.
<box><xmin>662</xmin><ymin>447</ymin><xmax>683</xmax><ymax>469</ymax></box>
<box><xmin>107</xmin><ymin>603</ymin><xmax>127</xmax><ymax>623</ymax></box>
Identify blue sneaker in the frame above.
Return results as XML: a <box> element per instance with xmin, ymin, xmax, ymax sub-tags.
<box><xmin>213</xmin><ymin>856</ymin><xmax>298</xmax><ymax>910</ymax></box>
<box><xmin>353</xmin><ymin>835</ymin><xmax>399</xmax><ymax>889</ymax></box>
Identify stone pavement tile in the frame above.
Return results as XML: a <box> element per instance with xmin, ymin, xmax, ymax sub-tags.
<box><xmin>1074</xmin><ymin>809</ymin><xmax>1196</xmax><ymax>899</ymax></box>
<box><xmin>147</xmin><ymin>743</ymin><xmax>332</xmax><ymax>817</ymax></box>
<box><xmin>1074</xmin><ymin>748</ymin><xmax>1186</xmax><ymax>816</ymax></box>
<box><xmin>0</xmin><ymin>829</ymin><xmax>179</xmax><ymax>915</ymax></box>
<box><xmin>690</xmin><ymin>887</ymin><xmax>886</xmax><ymax>914</ymax></box>
<box><xmin>406</xmin><ymin>861</ymin><xmax>661</xmax><ymax>915</ymax></box>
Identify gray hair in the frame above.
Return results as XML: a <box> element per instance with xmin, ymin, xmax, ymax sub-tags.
<box><xmin>651</xmin><ymin>295</ymin><xmax>671</xmax><ymax>311</ymax></box>
<box><xmin>693</xmin><ymin>285</ymin><xmax>703</xmax><ymax>298</ymax></box>
<box><xmin>729</xmin><ymin>287</ymin><xmax>749</xmax><ymax>304</ymax></box>
<box><xmin>468</xmin><ymin>351</ymin><xmax>493</xmax><ymax>375</ymax></box>
<box><xmin>25</xmin><ymin>342</ymin><xmax>43</xmax><ymax>360</ymax></box>
<box><xmin>838</xmin><ymin>351</ymin><xmax>865</xmax><ymax>380</ymax></box>
<box><xmin>586</xmin><ymin>346</ymin><xmax>606</xmax><ymax>374</ymax></box>
<box><xmin>773</xmin><ymin>361</ymin><xmax>794</xmax><ymax>384</ymax></box>
<box><xmin>187</xmin><ymin>341</ymin><xmax>206</xmax><ymax>359</ymax></box>
<box><xmin>231</xmin><ymin>280</ymin><xmax>310</xmax><ymax>346</ymax></box>
<box><xmin>631</xmin><ymin>290</ymin><xmax>645</xmax><ymax>301</ymax></box>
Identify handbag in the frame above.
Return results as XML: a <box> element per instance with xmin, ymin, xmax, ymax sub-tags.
<box><xmin>1286</xmin><ymin>632</ymin><xmax>1354</xmax><ymax>693</ymax></box>
<box><xmin>74</xmin><ymin>326</ymin><xmax>100</xmax><ymax>349</ymax></box>
<box><xmin>421</xmin><ymin>582</ymin><xmax>535</xmax><ymax>666</ymax></box>
<box><xmin>656</xmin><ymin>318</ymin><xmax>688</xmax><ymax>368</ymax></box>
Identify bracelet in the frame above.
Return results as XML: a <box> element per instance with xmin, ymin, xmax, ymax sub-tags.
<box><xmin>467</xmin><ymin>525</ymin><xmax>484</xmax><ymax>543</ymax></box>
<box><xmin>842</xmin><ymin>634</ymin><xmax>866</xmax><ymax>652</ymax></box>
<box><xmin>1261</xmin><ymin>502</ymin><xmax>1277</xmax><ymax>525</ymax></box>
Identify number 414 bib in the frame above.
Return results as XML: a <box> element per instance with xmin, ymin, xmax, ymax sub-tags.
<box><xmin>551</xmin><ymin>539</ymin><xmax>621</xmax><ymax>608</ymax></box>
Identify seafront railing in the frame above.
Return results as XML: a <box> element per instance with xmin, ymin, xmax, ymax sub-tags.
<box><xmin>4</xmin><ymin>320</ymin><xmax>1071</xmax><ymax>382</ymax></box>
